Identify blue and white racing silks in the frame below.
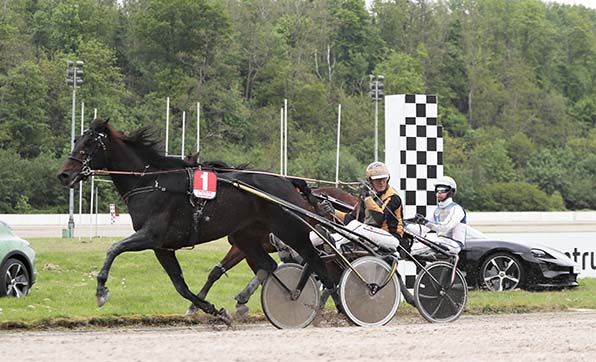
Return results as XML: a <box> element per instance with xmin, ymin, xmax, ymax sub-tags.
<box><xmin>427</xmin><ymin>197</ymin><xmax>467</xmax><ymax>249</ymax></box>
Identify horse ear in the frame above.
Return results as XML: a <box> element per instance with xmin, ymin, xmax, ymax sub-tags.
<box><xmin>91</xmin><ymin>118</ymin><xmax>109</xmax><ymax>132</ymax></box>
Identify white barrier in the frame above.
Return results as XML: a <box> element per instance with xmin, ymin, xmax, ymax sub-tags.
<box><xmin>0</xmin><ymin>213</ymin><xmax>133</xmax><ymax>238</ymax></box>
<box><xmin>468</xmin><ymin>211</ymin><xmax>596</xmax><ymax>232</ymax></box>
<box><xmin>2</xmin><ymin>212</ymin><xmax>595</xmax><ymax>277</ymax></box>
<box><xmin>3</xmin><ymin>211</ymin><xmax>595</xmax><ymax>231</ymax></box>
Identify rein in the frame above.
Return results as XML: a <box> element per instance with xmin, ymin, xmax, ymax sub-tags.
<box><xmin>121</xmin><ymin>183</ymin><xmax>163</xmax><ymax>204</ymax></box>
<box><xmin>89</xmin><ymin>166</ymin><xmax>361</xmax><ymax>188</ymax></box>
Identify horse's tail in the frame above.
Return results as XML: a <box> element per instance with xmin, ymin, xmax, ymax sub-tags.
<box><xmin>289</xmin><ymin>178</ymin><xmax>311</xmax><ymax>194</ymax></box>
<box><xmin>289</xmin><ymin>178</ymin><xmax>321</xmax><ymax>211</ymax></box>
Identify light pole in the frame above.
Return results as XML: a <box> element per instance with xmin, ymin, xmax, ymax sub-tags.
<box><xmin>369</xmin><ymin>74</ymin><xmax>384</xmax><ymax>162</ymax></box>
<box><xmin>66</xmin><ymin>60</ymin><xmax>84</xmax><ymax>238</ymax></box>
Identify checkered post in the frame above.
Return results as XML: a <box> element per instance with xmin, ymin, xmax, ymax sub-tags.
<box><xmin>385</xmin><ymin>94</ymin><xmax>443</xmax><ymax>290</ymax></box>
<box><xmin>385</xmin><ymin>94</ymin><xmax>444</xmax><ymax>219</ymax></box>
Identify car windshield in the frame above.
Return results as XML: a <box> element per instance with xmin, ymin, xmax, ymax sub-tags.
<box><xmin>0</xmin><ymin>220</ymin><xmax>14</xmax><ymax>238</ymax></box>
<box><xmin>465</xmin><ymin>225</ymin><xmax>488</xmax><ymax>241</ymax></box>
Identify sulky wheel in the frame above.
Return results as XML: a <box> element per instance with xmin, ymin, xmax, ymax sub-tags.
<box><xmin>261</xmin><ymin>263</ymin><xmax>320</xmax><ymax>329</ymax></box>
<box><xmin>338</xmin><ymin>256</ymin><xmax>400</xmax><ymax>327</ymax></box>
<box><xmin>414</xmin><ymin>261</ymin><xmax>467</xmax><ymax>323</ymax></box>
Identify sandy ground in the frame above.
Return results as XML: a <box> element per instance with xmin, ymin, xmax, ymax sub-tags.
<box><xmin>1</xmin><ymin>311</ymin><xmax>595</xmax><ymax>362</ymax></box>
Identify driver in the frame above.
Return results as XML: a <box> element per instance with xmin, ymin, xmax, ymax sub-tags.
<box><xmin>310</xmin><ymin>161</ymin><xmax>404</xmax><ymax>251</ymax></box>
<box><xmin>407</xmin><ymin>176</ymin><xmax>466</xmax><ymax>256</ymax></box>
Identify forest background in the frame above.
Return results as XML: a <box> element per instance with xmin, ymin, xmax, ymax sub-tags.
<box><xmin>1</xmin><ymin>0</ymin><xmax>595</xmax><ymax>214</ymax></box>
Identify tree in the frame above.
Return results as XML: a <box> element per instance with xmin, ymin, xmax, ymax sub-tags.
<box><xmin>70</xmin><ymin>39</ymin><xmax>131</xmax><ymax>128</ymax></box>
<box><xmin>328</xmin><ymin>0</ymin><xmax>385</xmax><ymax>93</ymax></box>
<box><xmin>0</xmin><ymin>61</ymin><xmax>49</xmax><ymax>158</ymax></box>
<box><xmin>0</xmin><ymin>1</ymin><xmax>33</xmax><ymax>73</ymax></box>
<box><xmin>479</xmin><ymin>182</ymin><xmax>565</xmax><ymax>211</ymax></box>
<box><xmin>374</xmin><ymin>50</ymin><xmax>425</xmax><ymax>94</ymax></box>
<box><xmin>525</xmin><ymin>148</ymin><xmax>571</xmax><ymax>196</ymax></box>
<box><xmin>124</xmin><ymin>0</ymin><xmax>232</xmax><ymax>96</ymax></box>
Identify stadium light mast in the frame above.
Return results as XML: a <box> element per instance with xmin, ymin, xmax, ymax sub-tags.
<box><xmin>66</xmin><ymin>60</ymin><xmax>84</xmax><ymax>237</ymax></box>
<box><xmin>369</xmin><ymin>74</ymin><xmax>384</xmax><ymax>162</ymax></box>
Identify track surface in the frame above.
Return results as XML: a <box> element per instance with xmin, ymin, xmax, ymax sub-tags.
<box><xmin>1</xmin><ymin>311</ymin><xmax>594</xmax><ymax>361</ymax></box>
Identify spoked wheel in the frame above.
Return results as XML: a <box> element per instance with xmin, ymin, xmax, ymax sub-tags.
<box><xmin>480</xmin><ymin>253</ymin><xmax>524</xmax><ymax>291</ymax></box>
<box><xmin>261</xmin><ymin>263</ymin><xmax>320</xmax><ymax>329</ymax></box>
<box><xmin>339</xmin><ymin>256</ymin><xmax>400</xmax><ymax>327</ymax></box>
<box><xmin>414</xmin><ymin>261</ymin><xmax>467</xmax><ymax>323</ymax></box>
<box><xmin>0</xmin><ymin>258</ymin><xmax>30</xmax><ymax>297</ymax></box>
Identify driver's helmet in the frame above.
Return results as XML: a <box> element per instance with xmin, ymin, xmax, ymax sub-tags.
<box><xmin>366</xmin><ymin>162</ymin><xmax>390</xmax><ymax>180</ymax></box>
<box><xmin>434</xmin><ymin>176</ymin><xmax>457</xmax><ymax>195</ymax></box>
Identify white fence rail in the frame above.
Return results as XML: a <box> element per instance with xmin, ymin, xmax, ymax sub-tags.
<box><xmin>2</xmin><ymin>211</ymin><xmax>595</xmax><ymax>277</ymax></box>
<box><xmin>2</xmin><ymin>211</ymin><xmax>596</xmax><ymax>238</ymax></box>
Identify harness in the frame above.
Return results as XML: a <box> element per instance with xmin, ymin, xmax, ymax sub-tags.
<box><xmin>125</xmin><ymin>167</ymin><xmax>209</xmax><ymax>244</ymax></box>
<box><xmin>67</xmin><ymin>130</ymin><xmax>108</xmax><ymax>178</ymax></box>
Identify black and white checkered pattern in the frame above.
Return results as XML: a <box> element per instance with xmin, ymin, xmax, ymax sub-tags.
<box><xmin>385</xmin><ymin>94</ymin><xmax>443</xmax><ymax>219</ymax></box>
<box><xmin>398</xmin><ymin>260</ymin><xmax>417</xmax><ymax>292</ymax></box>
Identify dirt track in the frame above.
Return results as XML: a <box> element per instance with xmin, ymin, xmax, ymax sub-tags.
<box><xmin>1</xmin><ymin>311</ymin><xmax>595</xmax><ymax>361</ymax></box>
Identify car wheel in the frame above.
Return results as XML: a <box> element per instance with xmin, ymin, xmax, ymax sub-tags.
<box><xmin>0</xmin><ymin>258</ymin><xmax>31</xmax><ymax>297</ymax></box>
<box><xmin>479</xmin><ymin>252</ymin><xmax>524</xmax><ymax>291</ymax></box>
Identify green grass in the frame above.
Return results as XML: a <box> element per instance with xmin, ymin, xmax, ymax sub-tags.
<box><xmin>1</xmin><ymin>237</ymin><xmax>595</xmax><ymax>329</ymax></box>
<box><xmin>0</xmin><ymin>237</ymin><xmax>264</xmax><ymax>328</ymax></box>
<box><xmin>467</xmin><ymin>280</ymin><xmax>596</xmax><ymax>313</ymax></box>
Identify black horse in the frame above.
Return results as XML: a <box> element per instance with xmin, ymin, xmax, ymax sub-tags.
<box><xmin>57</xmin><ymin>118</ymin><xmax>335</xmax><ymax>323</ymax></box>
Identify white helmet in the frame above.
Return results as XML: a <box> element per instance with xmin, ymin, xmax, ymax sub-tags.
<box><xmin>434</xmin><ymin>176</ymin><xmax>457</xmax><ymax>194</ymax></box>
<box><xmin>366</xmin><ymin>162</ymin><xmax>390</xmax><ymax>180</ymax></box>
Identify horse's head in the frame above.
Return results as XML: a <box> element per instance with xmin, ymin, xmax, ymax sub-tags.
<box><xmin>57</xmin><ymin>118</ymin><xmax>110</xmax><ymax>187</ymax></box>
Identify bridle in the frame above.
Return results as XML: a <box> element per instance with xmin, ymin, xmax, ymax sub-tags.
<box><xmin>67</xmin><ymin>129</ymin><xmax>108</xmax><ymax>178</ymax></box>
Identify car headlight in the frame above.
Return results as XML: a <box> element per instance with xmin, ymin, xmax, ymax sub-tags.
<box><xmin>531</xmin><ymin>248</ymin><xmax>554</xmax><ymax>259</ymax></box>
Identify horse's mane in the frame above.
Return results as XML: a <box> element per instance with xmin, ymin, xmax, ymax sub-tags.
<box><xmin>106</xmin><ymin>124</ymin><xmax>188</xmax><ymax>170</ymax></box>
<box><xmin>104</xmin><ymin>123</ymin><xmax>249</xmax><ymax>171</ymax></box>
<box><xmin>201</xmin><ymin>160</ymin><xmax>250</xmax><ymax>171</ymax></box>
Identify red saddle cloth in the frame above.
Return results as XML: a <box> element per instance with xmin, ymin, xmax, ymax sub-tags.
<box><xmin>193</xmin><ymin>170</ymin><xmax>217</xmax><ymax>199</ymax></box>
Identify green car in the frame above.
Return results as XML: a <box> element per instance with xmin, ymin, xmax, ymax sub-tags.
<box><xmin>0</xmin><ymin>221</ymin><xmax>37</xmax><ymax>297</ymax></box>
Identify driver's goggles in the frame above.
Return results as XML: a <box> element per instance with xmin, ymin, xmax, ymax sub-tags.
<box><xmin>435</xmin><ymin>186</ymin><xmax>451</xmax><ymax>194</ymax></box>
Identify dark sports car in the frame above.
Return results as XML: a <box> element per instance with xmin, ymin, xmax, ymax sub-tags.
<box><xmin>459</xmin><ymin>226</ymin><xmax>580</xmax><ymax>291</ymax></box>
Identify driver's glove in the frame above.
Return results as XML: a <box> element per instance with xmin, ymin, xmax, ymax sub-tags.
<box><xmin>319</xmin><ymin>199</ymin><xmax>335</xmax><ymax>216</ymax></box>
<box><xmin>414</xmin><ymin>213</ymin><xmax>428</xmax><ymax>225</ymax></box>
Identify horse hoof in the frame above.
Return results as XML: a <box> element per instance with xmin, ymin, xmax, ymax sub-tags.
<box><xmin>311</xmin><ymin>311</ymin><xmax>325</xmax><ymax>327</ymax></box>
<box><xmin>96</xmin><ymin>289</ymin><xmax>110</xmax><ymax>307</ymax></box>
<box><xmin>234</xmin><ymin>303</ymin><xmax>249</xmax><ymax>319</ymax></box>
<box><xmin>217</xmin><ymin>308</ymin><xmax>233</xmax><ymax>326</ymax></box>
<box><xmin>185</xmin><ymin>304</ymin><xmax>198</xmax><ymax>316</ymax></box>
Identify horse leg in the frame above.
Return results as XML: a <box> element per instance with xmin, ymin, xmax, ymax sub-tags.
<box><xmin>96</xmin><ymin>230</ymin><xmax>155</xmax><ymax>307</ymax></box>
<box><xmin>198</xmin><ymin>244</ymin><xmax>247</xmax><ymax>301</ymax></box>
<box><xmin>269</xmin><ymin>233</ymin><xmax>304</xmax><ymax>264</ymax></box>
<box><xmin>232</xmin><ymin>232</ymin><xmax>278</xmax><ymax>274</ymax></box>
<box><xmin>232</xmin><ymin>256</ymin><xmax>268</xmax><ymax>318</ymax></box>
<box><xmin>272</xmin><ymin>222</ymin><xmax>342</xmax><ymax>312</ymax></box>
<box><xmin>233</xmin><ymin>235</ymin><xmax>289</xmax><ymax>317</ymax></box>
<box><xmin>154</xmin><ymin>249</ymin><xmax>232</xmax><ymax>325</ymax></box>
<box><xmin>295</xmin><ymin>245</ymin><xmax>344</xmax><ymax>313</ymax></box>
<box><xmin>185</xmin><ymin>244</ymin><xmax>248</xmax><ymax>316</ymax></box>
<box><xmin>225</xmin><ymin>230</ymin><xmax>277</xmax><ymax>317</ymax></box>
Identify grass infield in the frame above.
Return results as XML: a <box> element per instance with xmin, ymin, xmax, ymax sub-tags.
<box><xmin>1</xmin><ymin>237</ymin><xmax>594</xmax><ymax>330</ymax></box>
